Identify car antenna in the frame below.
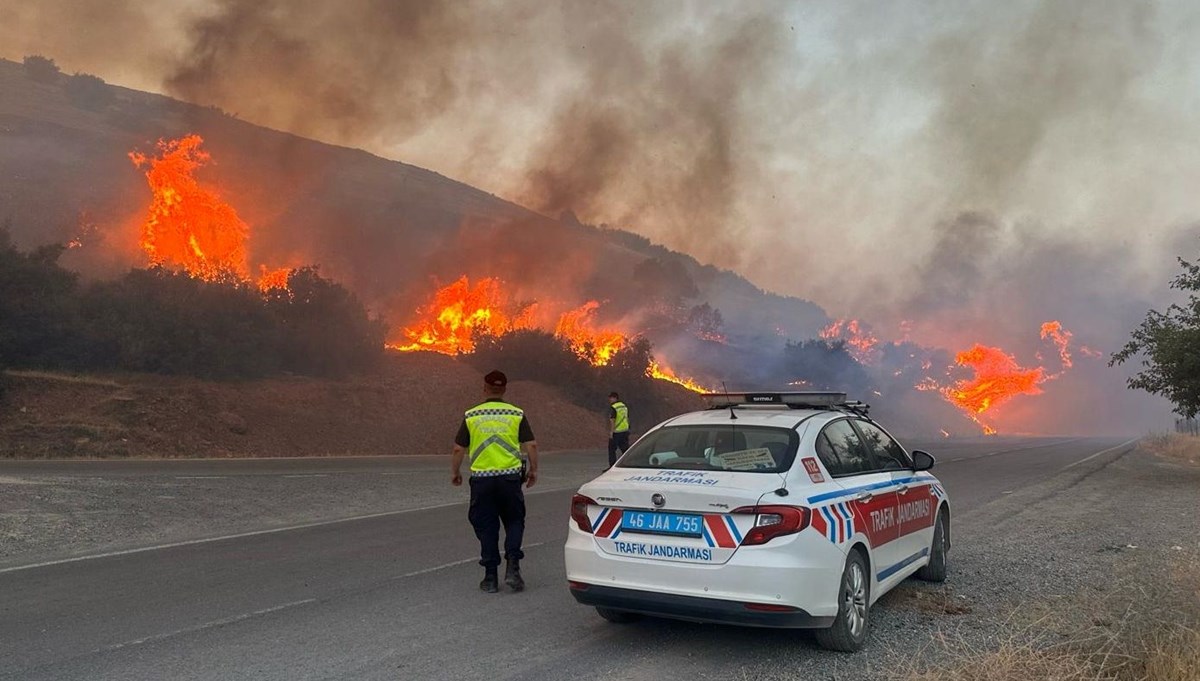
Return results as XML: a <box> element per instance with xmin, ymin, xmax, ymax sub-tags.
<box><xmin>722</xmin><ymin>381</ymin><xmax>737</xmax><ymax>420</ymax></box>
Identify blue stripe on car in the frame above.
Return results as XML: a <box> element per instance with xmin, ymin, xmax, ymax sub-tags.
<box><xmin>806</xmin><ymin>474</ymin><xmax>938</xmax><ymax>504</ymax></box>
<box><xmin>876</xmin><ymin>547</ymin><xmax>931</xmax><ymax>580</ymax></box>
<box><xmin>723</xmin><ymin>516</ymin><xmax>743</xmax><ymax>544</ymax></box>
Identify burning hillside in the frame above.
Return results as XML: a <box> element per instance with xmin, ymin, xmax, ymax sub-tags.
<box><xmin>390</xmin><ymin>276</ymin><xmax>709</xmax><ymax>391</ymax></box>
<box><xmin>118</xmin><ymin>132</ymin><xmax>1115</xmax><ymax>433</ymax></box>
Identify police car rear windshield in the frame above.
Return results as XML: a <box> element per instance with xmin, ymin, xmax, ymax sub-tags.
<box><xmin>617</xmin><ymin>425</ymin><xmax>799</xmax><ymax>473</ymax></box>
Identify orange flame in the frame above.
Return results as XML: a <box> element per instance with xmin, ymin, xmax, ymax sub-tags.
<box><xmin>944</xmin><ymin>344</ymin><xmax>1045</xmax><ymax>416</ymax></box>
<box><xmin>648</xmin><ymin>361</ymin><xmax>708</xmax><ymax>393</ymax></box>
<box><xmin>130</xmin><ymin>134</ymin><xmax>290</xmax><ymax>292</ymax></box>
<box><xmin>1039</xmin><ymin>320</ymin><xmax>1073</xmax><ymax>373</ymax></box>
<box><xmin>554</xmin><ymin>301</ymin><xmax>628</xmax><ymax>366</ymax></box>
<box><xmin>390</xmin><ymin>276</ymin><xmax>531</xmax><ymax>354</ymax></box>
<box><xmin>393</xmin><ymin>277</ymin><xmax>710</xmax><ymax>388</ymax></box>
<box><xmin>257</xmin><ymin>266</ymin><xmax>291</xmax><ymax>292</ymax></box>
<box><xmin>820</xmin><ymin>318</ymin><xmax>880</xmax><ymax>364</ymax></box>
<box><xmin>925</xmin><ymin>320</ymin><xmax>1083</xmax><ymax>434</ymax></box>
<box><xmin>130</xmin><ymin>135</ymin><xmax>249</xmax><ymax>280</ymax></box>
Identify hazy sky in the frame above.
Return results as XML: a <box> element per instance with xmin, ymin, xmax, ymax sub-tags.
<box><xmin>3</xmin><ymin>0</ymin><xmax>1199</xmax><ymax>347</ymax></box>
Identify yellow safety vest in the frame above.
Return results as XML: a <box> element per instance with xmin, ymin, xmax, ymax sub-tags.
<box><xmin>611</xmin><ymin>401</ymin><xmax>629</xmax><ymax>433</ymax></box>
<box><xmin>465</xmin><ymin>401</ymin><xmax>524</xmax><ymax>474</ymax></box>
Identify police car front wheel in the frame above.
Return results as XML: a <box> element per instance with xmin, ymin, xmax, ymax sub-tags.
<box><xmin>814</xmin><ymin>550</ymin><xmax>871</xmax><ymax>652</ymax></box>
<box><xmin>596</xmin><ymin>607</ymin><xmax>642</xmax><ymax>624</ymax></box>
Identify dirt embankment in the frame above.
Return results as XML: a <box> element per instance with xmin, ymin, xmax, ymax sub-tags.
<box><xmin>0</xmin><ymin>352</ymin><xmax>694</xmax><ymax>458</ymax></box>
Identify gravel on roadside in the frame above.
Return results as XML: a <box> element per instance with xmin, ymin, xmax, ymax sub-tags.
<box><xmin>738</xmin><ymin>444</ymin><xmax>1200</xmax><ymax>680</ymax></box>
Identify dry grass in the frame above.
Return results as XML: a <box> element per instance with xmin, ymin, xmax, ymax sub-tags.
<box><xmin>901</xmin><ymin>552</ymin><xmax>1200</xmax><ymax>681</ymax></box>
<box><xmin>1139</xmin><ymin>433</ymin><xmax>1200</xmax><ymax>468</ymax></box>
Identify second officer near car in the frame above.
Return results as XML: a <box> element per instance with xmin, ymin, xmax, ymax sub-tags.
<box><xmin>451</xmin><ymin>370</ymin><xmax>539</xmax><ymax>593</ymax></box>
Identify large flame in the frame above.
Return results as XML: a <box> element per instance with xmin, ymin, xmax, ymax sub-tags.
<box><xmin>820</xmin><ymin>318</ymin><xmax>880</xmax><ymax>364</ymax></box>
<box><xmin>130</xmin><ymin>135</ymin><xmax>249</xmax><ymax>280</ymax></box>
<box><xmin>130</xmin><ymin>134</ymin><xmax>289</xmax><ymax>292</ymax></box>
<box><xmin>389</xmin><ymin>276</ymin><xmax>531</xmax><ymax>354</ymax></box>
<box><xmin>554</xmin><ymin>301</ymin><xmax>628</xmax><ymax>366</ymax></box>
<box><xmin>922</xmin><ymin>320</ymin><xmax>1082</xmax><ymax>434</ymax></box>
<box><xmin>393</xmin><ymin>277</ymin><xmax>709</xmax><ymax>389</ymax></box>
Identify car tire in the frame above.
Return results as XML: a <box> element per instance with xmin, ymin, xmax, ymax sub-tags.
<box><xmin>915</xmin><ymin>510</ymin><xmax>948</xmax><ymax>583</ymax></box>
<box><xmin>814</xmin><ymin>550</ymin><xmax>871</xmax><ymax>652</ymax></box>
<box><xmin>595</xmin><ymin>607</ymin><xmax>641</xmax><ymax>624</ymax></box>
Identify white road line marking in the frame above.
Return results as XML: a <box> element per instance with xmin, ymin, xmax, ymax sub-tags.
<box><xmin>97</xmin><ymin>598</ymin><xmax>317</xmax><ymax>653</ymax></box>
<box><xmin>392</xmin><ymin>541</ymin><xmax>549</xmax><ymax>580</ymax></box>
<box><xmin>0</xmin><ymin>485</ymin><xmax>578</xmax><ymax>575</ymax></box>
<box><xmin>174</xmin><ymin>476</ymin><xmax>227</xmax><ymax>480</ymax></box>
<box><xmin>282</xmin><ymin>474</ymin><xmax>328</xmax><ymax>478</ymax></box>
<box><xmin>942</xmin><ymin>437</ymin><xmax>1083</xmax><ymax>462</ymax></box>
<box><xmin>1062</xmin><ymin>438</ymin><xmax>1139</xmax><ymax>470</ymax></box>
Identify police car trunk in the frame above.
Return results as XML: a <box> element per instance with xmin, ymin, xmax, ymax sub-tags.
<box><xmin>566</xmin><ymin>396</ymin><xmax>843</xmax><ymax>627</ymax></box>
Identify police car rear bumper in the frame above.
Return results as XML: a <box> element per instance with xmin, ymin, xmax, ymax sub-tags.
<box><xmin>568</xmin><ymin>583</ymin><xmax>836</xmax><ymax>629</ymax></box>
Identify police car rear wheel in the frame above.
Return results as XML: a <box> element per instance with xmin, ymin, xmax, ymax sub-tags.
<box><xmin>596</xmin><ymin>607</ymin><xmax>641</xmax><ymax>624</ymax></box>
<box><xmin>815</xmin><ymin>550</ymin><xmax>870</xmax><ymax>652</ymax></box>
<box><xmin>915</xmin><ymin>511</ymin><xmax>948</xmax><ymax>583</ymax></box>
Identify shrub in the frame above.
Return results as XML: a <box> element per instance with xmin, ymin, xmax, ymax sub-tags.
<box><xmin>263</xmin><ymin>267</ymin><xmax>388</xmax><ymax>376</ymax></box>
<box><xmin>64</xmin><ymin>73</ymin><xmax>114</xmax><ymax>110</ymax></box>
<box><xmin>0</xmin><ymin>230</ymin><xmax>85</xmax><ymax>368</ymax></box>
<box><xmin>0</xmin><ymin>231</ymin><xmax>385</xmax><ymax>379</ymax></box>
<box><xmin>22</xmin><ymin>55</ymin><xmax>61</xmax><ymax>83</ymax></box>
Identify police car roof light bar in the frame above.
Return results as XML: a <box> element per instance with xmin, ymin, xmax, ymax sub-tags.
<box><xmin>702</xmin><ymin>391</ymin><xmax>848</xmax><ymax>410</ymax></box>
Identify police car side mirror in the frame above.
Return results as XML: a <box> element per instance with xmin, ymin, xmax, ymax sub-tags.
<box><xmin>911</xmin><ymin>450</ymin><xmax>935</xmax><ymax>471</ymax></box>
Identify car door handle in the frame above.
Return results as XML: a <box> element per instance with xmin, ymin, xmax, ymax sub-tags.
<box><xmin>855</xmin><ymin>491</ymin><xmax>874</xmax><ymax>502</ymax></box>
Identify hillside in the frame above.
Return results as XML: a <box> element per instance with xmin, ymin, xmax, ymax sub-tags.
<box><xmin>0</xmin><ymin>57</ymin><xmax>829</xmax><ymax>386</ymax></box>
<box><xmin>0</xmin><ymin>353</ymin><xmax>705</xmax><ymax>459</ymax></box>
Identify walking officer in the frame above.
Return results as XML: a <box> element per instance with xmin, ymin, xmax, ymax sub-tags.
<box><xmin>451</xmin><ymin>370</ymin><xmax>539</xmax><ymax>593</ymax></box>
<box><xmin>607</xmin><ymin>391</ymin><xmax>630</xmax><ymax>467</ymax></box>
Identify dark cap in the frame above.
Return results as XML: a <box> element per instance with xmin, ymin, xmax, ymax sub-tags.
<box><xmin>608</xmin><ymin>392</ymin><xmax>620</xmax><ymax>399</ymax></box>
<box><xmin>484</xmin><ymin>370</ymin><xmax>508</xmax><ymax>387</ymax></box>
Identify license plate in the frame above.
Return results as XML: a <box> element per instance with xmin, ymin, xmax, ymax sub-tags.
<box><xmin>620</xmin><ymin>511</ymin><xmax>702</xmax><ymax>537</ymax></box>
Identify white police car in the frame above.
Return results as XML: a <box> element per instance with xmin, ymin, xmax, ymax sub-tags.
<box><xmin>564</xmin><ymin>392</ymin><xmax>950</xmax><ymax>652</ymax></box>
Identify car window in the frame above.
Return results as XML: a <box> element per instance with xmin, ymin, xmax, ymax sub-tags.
<box><xmin>855</xmin><ymin>420</ymin><xmax>910</xmax><ymax>470</ymax></box>
<box><xmin>618</xmin><ymin>425</ymin><xmax>799</xmax><ymax>473</ymax></box>
<box><xmin>816</xmin><ymin>420</ymin><xmax>874</xmax><ymax>476</ymax></box>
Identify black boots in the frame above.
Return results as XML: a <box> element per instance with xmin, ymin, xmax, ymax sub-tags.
<box><xmin>504</xmin><ymin>559</ymin><xmax>525</xmax><ymax>592</ymax></box>
<box><xmin>480</xmin><ymin>561</ymin><xmax>524</xmax><ymax>593</ymax></box>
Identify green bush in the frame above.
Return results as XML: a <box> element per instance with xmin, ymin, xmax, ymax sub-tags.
<box><xmin>0</xmin><ymin>233</ymin><xmax>85</xmax><ymax>368</ymax></box>
<box><xmin>0</xmin><ymin>230</ymin><xmax>385</xmax><ymax>379</ymax></box>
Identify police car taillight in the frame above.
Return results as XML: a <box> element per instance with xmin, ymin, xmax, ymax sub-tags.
<box><xmin>733</xmin><ymin>505</ymin><xmax>811</xmax><ymax>546</ymax></box>
<box><xmin>571</xmin><ymin>494</ymin><xmax>596</xmax><ymax>533</ymax></box>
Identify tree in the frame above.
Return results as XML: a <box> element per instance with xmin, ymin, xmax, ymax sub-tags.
<box><xmin>22</xmin><ymin>55</ymin><xmax>61</xmax><ymax>83</ymax></box>
<box><xmin>781</xmin><ymin>339</ymin><xmax>870</xmax><ymax>393</ymax></box>
<box><xmin>1111</xmin><ymin>255</ymin><xmax>1200</xmax><ymax>418</ymax></box>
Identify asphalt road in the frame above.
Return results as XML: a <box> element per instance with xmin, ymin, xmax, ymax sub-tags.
<box><xmin>0</xmin><ymin>437</ymin><xmax>1135</xmax><ymax>680</ymax></box>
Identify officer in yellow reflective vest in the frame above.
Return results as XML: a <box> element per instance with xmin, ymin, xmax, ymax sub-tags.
<box><xmin>607</xmin><ymin>391</ymin><xmax>630</xmax><ymax>467</ymax></box>
<box><xmin>452</xmin><ymin>370</ymin><xmax>538</xmax><ymax>593</ymax></box>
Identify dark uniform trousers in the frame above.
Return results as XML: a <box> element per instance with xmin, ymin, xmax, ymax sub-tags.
<box><xmin>467</xmin><ymin>474</ymin><xmax>526</xmax><ymax>568</ymax></box>
<box><xmin>608</xmin><ymin>432</ymin><xmax>630</xmax><ymax>466</ymax></box>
